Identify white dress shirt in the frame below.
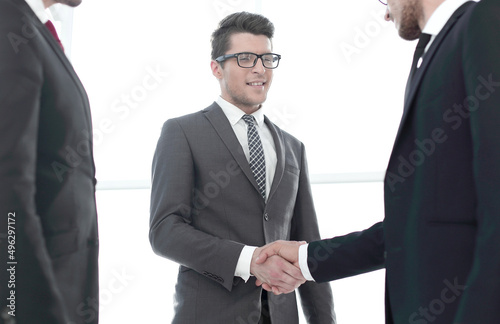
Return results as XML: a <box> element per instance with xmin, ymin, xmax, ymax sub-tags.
<box><xmin>215</xmin><ymin>97</ymin><xmax>278</xmax><ymax>282</ymax></box>
<box><xmin>419</xmin><ymin>0</ymin><xmax>472</xmax><ymax>63</ymax></box>
<box><xmin>25</xmin><ymin>0</ymin><xmax>51</xmax><ymax>23</ymax></box>
<box><xmin>298</xmin><ymin>0</ymin><xmax>474</xmax><ymax>282</ymax></box>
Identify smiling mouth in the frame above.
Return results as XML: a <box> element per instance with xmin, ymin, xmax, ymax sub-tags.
<box><xmin>248</xmin><ymin>82</ymin><xmax>265</xmax><ymax>86</ymax></box>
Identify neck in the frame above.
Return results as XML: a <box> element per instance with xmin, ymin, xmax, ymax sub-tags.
<box><xmin>219</xmin><ymin>95</ymin><xmax>262</xmax><ymax>115</ymax></box>
<box><xmin>420</xmin><ymin>0</ymin><xmax>446</xmax><ymax>29</ymax></box>
<box><xmin>239</xmin><ymin>106</ymin><xmax>261</xmax><ymax>115</ymax></box>
<box><xmin>42</xmin><ymin>0</ymin><xmax>55</xmax><ymax>8</ymax></box>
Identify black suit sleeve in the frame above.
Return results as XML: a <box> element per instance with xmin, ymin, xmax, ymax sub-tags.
<box><xmin>307</xmin><ymin>222</ymin><xmax>385</xmax><ymax>283</ymax></box>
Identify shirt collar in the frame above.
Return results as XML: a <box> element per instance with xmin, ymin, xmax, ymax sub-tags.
<box><xmin>25</xmin><ymin>0</ymin><xmax>53</xmax><ymax>24</ymax></box>
<box><xmin>422</xmin><ymin>0</ymin><xmax>472</xmax><ymax>36</ymax></box>
<box><xmin>216</xmin><ymin>96</ymin><xmax>265</xmax><ymax>126</ymax></box>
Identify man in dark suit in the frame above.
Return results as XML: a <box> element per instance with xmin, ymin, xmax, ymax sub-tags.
<box><xmin>0</xmin><ymin>0</ymin><xmax>99</xmax><ymax>323</ymax></box>
<box><xmin>149</xmin><ymin>12</ymin><xmax>335</xmax><ymax>324</ymax></box>
<box><xmin>257</xmin><ymin>0</ymin><xmax>500</xmax><ymax>323</ymax></box>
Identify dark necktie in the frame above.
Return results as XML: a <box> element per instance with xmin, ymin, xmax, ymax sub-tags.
<box><xmin>404</xmin><ymin>33</ymin><xmax>432</xmax><ymax>101</ymax></box>
<box><xmin>242</xmin><ymin>115</ymin><xmax>266</xmax><ymax>199</ymax></box>
<box><xmin>45</xmin><ymin>20</ymin><xmax>64</xmax><ymax>51</ymax></box>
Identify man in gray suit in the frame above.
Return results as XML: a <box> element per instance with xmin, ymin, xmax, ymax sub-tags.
<box><xmin>149</xmin><ymin>11</ymin><xmax>335</xmax><ymax>324</ymax></box>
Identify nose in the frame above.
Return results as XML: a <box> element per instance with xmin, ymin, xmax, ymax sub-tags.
<box><xmin>384</xmin><ymin>7</ymin><xmax>391</xmax><ymax>21</ymax></box>
<box><xmin>252</xmin><ymin>58</ymin><xmax>266</xmax><ymax>74</ymax></box>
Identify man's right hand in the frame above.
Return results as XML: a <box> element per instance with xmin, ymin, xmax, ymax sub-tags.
<box><xmin>250</xmin><ymin>241</ymin><xmax>306</xmax><ymax>295</ymax></box>
<box><xmin>256</xmin><ymin>240</ymin><xmax>302</xmax><ymax>266</ymax></box>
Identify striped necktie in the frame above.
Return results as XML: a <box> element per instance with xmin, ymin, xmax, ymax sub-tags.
<box><xmin>404</xmin><ymin>33</ymin><xmax>431</xmax><ymax>102</ymax></box>
<box><xmin>242</xmin><ymin>115</ymin><xmax>266</xmax><ymax>199</ymax></box>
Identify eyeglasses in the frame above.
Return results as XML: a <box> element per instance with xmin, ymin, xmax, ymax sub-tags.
<box><xmin>215</xmin><ymin>52</ymin><xmax>281</xmax><ymax>69</ymax></box>
<box><xmin>378</xmin><ymin>0</ymin><xmax>387</xmax><ymax>5</ymax></box>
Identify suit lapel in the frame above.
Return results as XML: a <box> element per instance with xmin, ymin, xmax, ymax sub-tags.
<box><xmin>203</xmin><ymin>104</ymin><xmax>262</xmax><ymax>195</ymax></box>
<box><xmin>204</xmin><ymin>105</ymin><xmax>286</xmax><ymax>202</ymax></box>
<box><xmin>264</xmin><ymin>116</ymin><xmax>285</xmax><ymax>202</ymax></box>
<box><xmin>15</xmin><ymin>0</ymin><xmax>92</xmax><ymax>124</ymax></box>
<box><xmin>393</xmin><ymin>1</ymin><xmax>475</xmax><ymax>149</ymax></box>
<box><xmin>14</xmin><ymin>0</ymin><xmax>95</xmax><ymax>173</ymax></box>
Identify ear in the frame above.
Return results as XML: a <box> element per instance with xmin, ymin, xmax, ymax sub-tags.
<box><xmin>211</xmin><ymin>60</ymin><xmax>223</xmax><ymax>79</ymax></box>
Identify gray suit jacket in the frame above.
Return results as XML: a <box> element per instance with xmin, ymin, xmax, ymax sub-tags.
<box><xmin>150</xmin><ymin>103</ymin><xmax>335</xmax><ymax>324</ymax></box>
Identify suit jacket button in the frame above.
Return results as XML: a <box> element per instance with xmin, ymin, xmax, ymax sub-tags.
<box><xmin>264</xmin><ymin>213</ymin><xmax>269</xmax><ymax>221</ymax></box>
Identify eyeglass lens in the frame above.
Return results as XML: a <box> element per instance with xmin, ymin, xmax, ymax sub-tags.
<box><xmin>237</xmin><ymin>53</ymin><xmax>280</xmax><ymax>69</ymax></box>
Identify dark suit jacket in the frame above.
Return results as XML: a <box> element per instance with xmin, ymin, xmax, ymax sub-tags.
<box><xmin>307</xmin><ymin>1</ymin><xmax>500</xmax><ymax>323</ymax></box>
<box><xmin>150</xmin><ymin>103</ymin><xmax>335</xmax><ymax>324</ymax></box>
<box><xmin>0</xmin><ymin>1</ymin><xmax>99</xmax><ymax>323</ymax></box>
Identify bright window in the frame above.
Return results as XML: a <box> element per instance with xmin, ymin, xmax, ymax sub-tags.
<box><xmin>65</xmin><ymin>0</ymin><xmax>417</xmax><ymax>322</ymax></box>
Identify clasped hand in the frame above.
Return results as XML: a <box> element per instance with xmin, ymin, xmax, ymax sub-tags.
<box><xmin>250</xmin><ymin>240</ymin><xmax>306</xmax><ymax>295</ymax></box>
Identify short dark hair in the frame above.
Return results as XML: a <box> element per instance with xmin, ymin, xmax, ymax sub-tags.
<box><xmin>211</xmin><ymin>12</ymin><xmax>275</xmax><ymax>60</ymax></box>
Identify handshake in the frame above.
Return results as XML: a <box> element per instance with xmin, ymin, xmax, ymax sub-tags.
<box><xmin>250</xmin><ymin>240</ymin><xmax>308</xmax><ymax>295</ymax></box>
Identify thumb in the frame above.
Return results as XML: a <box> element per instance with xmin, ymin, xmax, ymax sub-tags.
<box><xmin>255</xmin><ymin>251</ymin><xmax>270</xmax><ymax>264</ymax></box>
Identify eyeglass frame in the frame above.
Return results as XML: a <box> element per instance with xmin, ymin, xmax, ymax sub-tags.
<box><xmin>378</xmin><ymin>0</ymin><xmax>387</xmax><ymax>5</ymax></box>
<box><xmin>215</xmin><ymin>52</ymin><xmax>282</xmax><ymax>69</ymax></box>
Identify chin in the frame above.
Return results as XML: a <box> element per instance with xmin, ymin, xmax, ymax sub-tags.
<box><xmin>58</xmin><ymin>0</ymin><xmax>83</xmax><ymax>7</ymax></box>
<box><xmin>398</xmin><ymin>24</ymin><xmax>421</xmax><ymax>41</ymax></box>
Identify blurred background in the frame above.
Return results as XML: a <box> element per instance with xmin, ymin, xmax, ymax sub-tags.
<box><xmin>52</xmin><ymin>0</ymin><xmax>417</xmax><ymax>322</ymax></box>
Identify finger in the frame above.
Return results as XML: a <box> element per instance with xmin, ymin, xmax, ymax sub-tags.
<box><xmin>277</xmin><ymin>258</ymin><xmax>305</xmax><ymax>282</ymax></box>
<box><xmin>261</xmin><ymin>256</ymin><xmax>303</xmax><ymax>287</ymax></box>
<box><xmin>255</xmin><ymin>241</ymin><xmax>287</xmax><ymax>264</ymax></box>
<box><xmin>284</xmin><ymin>266</ymin><xmax>305</xmax><ymax>282</ymax></box>
<box><xmin>269</xmin><ymin>279</ymin><xmax>298</xmax><ymax>294</ymax></box>
<box><xmin>261</xmin><ymin>283</ymin><xmax>273</xmax><ymax>292</ymax></box>
<box><xmin>272</xmin><ymin>286</ymin><xmax>283</xmax><ymax>295</ymax></box>
<box><xmin>274</xmin><ymin>242</ymin><xmax>301</xmax><ymax>263</ymax></box>
<box><xmin>255</xmin><ymin>251</ymin><xmax>270</xmax><ymax>264</ymax></box>
<box><xmin>271</xmin><ymin>268</ymin><xmax>305</xmax><ymax>292</ymax></box>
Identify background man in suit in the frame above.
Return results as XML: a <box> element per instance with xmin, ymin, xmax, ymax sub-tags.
<box><xmin>149</xmin><ymin>11</ymin><xmax>335</xmax><ymax>324</ymax></box>
<box><xmin>257</xmin><ymin>0</ymin><xmax>500</xmax><ymax>323</ymax></box>
<box><xmin>0</xmin><ymin>0</ymin><xmax>99</xmax><ymax>323</ymax></box>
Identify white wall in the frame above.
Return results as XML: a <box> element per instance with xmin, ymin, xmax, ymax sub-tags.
<box><xmin>61</xmin><ymin>0</ymin><xmax>420</xmax><ymax>322</ymax></box>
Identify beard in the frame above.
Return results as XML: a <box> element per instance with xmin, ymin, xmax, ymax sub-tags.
<box><xmin>397</xmin><ymin>0</ymin><xmax>423</xmax><ymax>40</ymax></box>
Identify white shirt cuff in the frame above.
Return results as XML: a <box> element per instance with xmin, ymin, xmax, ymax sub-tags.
<box><xmin>234</xmin><ymin>245</ymin><xmax>257</xmax><ymax>282</ymax></box>
<box><xmin>299</xmin><ymin>243</ymin><xmax>315</xmax><ymax>281</ymax></box>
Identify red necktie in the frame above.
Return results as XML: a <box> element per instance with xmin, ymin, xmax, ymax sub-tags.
<box><xmin>45</xmin><ymin>20</ymin><xmax>64</xmax><ymax>51</ymax></box>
